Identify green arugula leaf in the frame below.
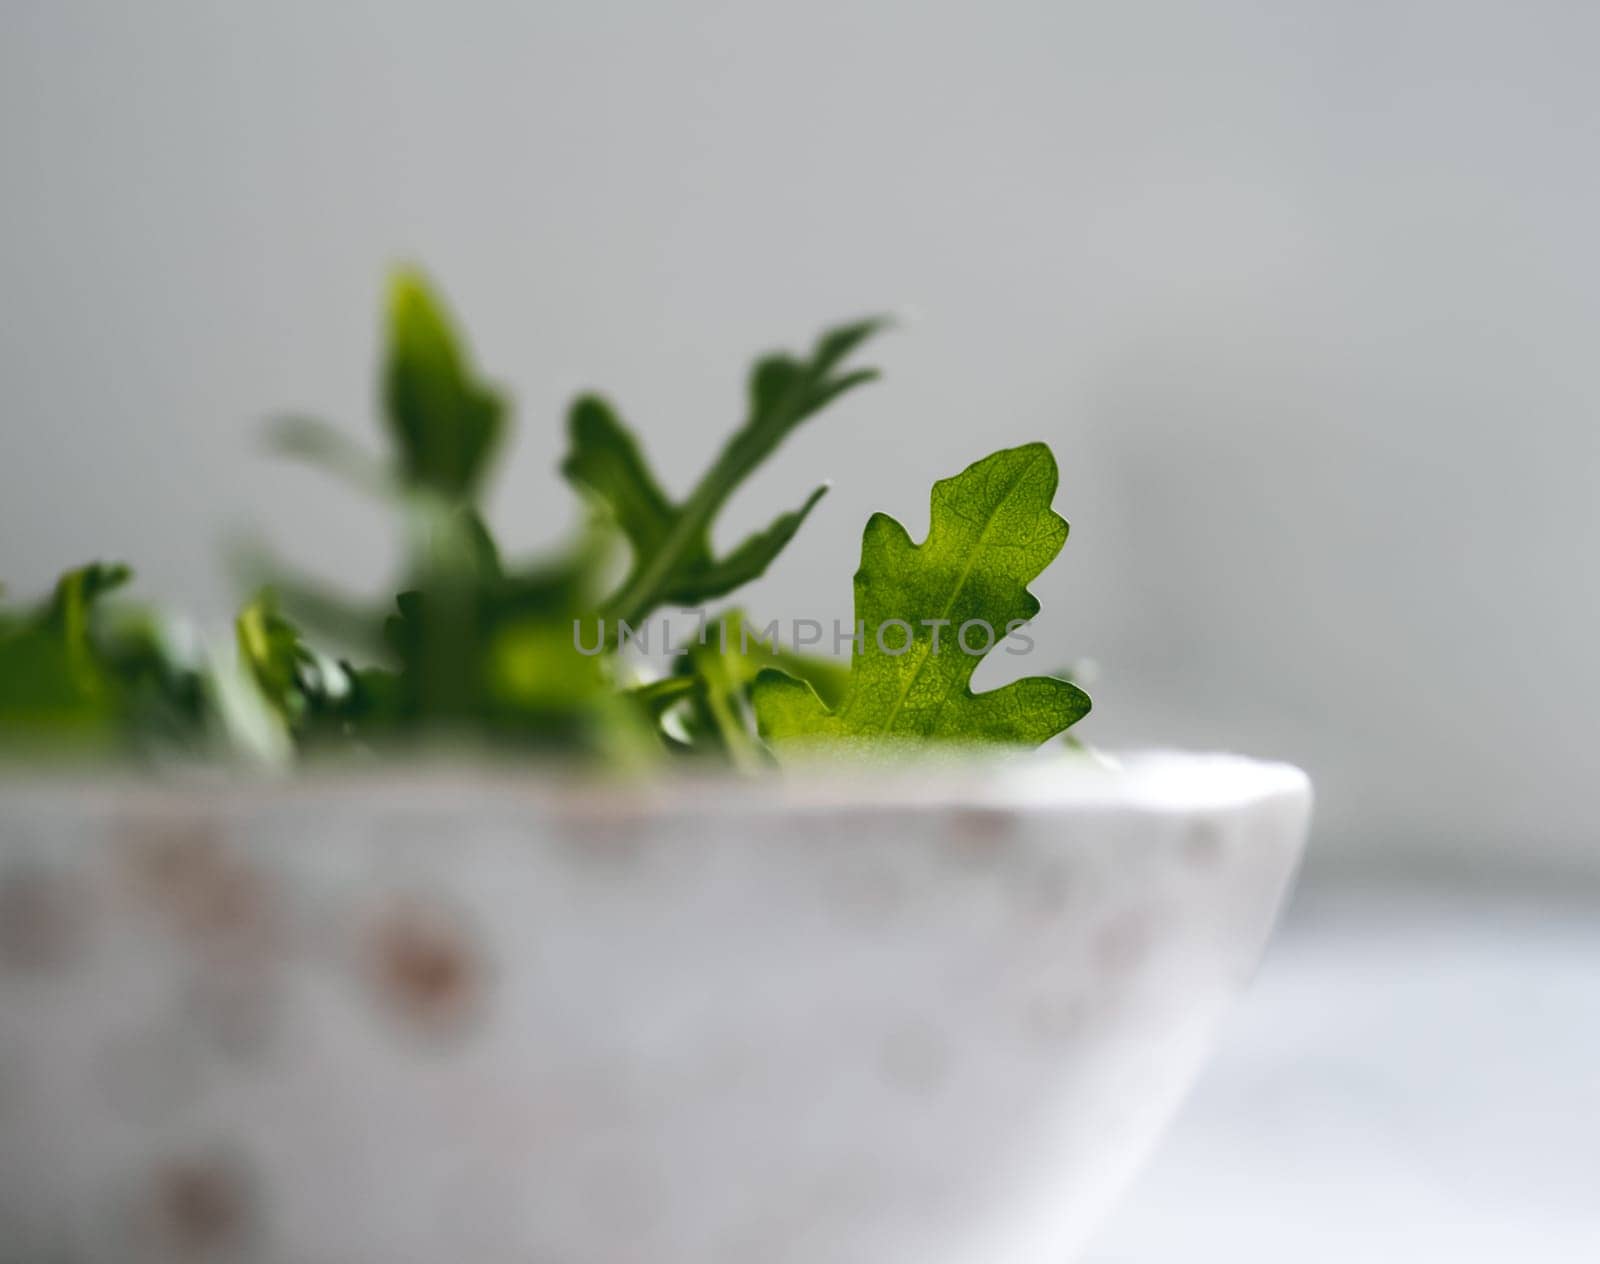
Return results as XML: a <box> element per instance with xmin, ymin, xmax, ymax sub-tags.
<box><xmin>45</xmin><ymin>562</ymin><xmax>132</xmax><ymax>687</ymax></box>
<box><xmin>657</xmin><ymin>609</ymin><xmax>852</xmax><ymax>769</ymax></box>
<box><xmin>266</xmin><ymin>414</ymin><xmax>397</xmax><ymax>500</ymax></box>
<box><xmin>95</xmin><ymin>606</ymin><xmax>208</xmax><ymax>742</ymax></box>
<box><xmin>751</xmin><ymin>443</ymin><xmax>1091</xmax><ymax>752</ymax></box>
<box><xmin>562</xmin><ymin>317</ymin><xmax>887</xmax><ymax>629</ymax></box>
<box><xmin>0</xmin><ymin>624</ymin><xmax>111</xmax><ymax>736</ymax></box>
<box><xmin>0</xmin><ymin>562</ymin><xmax>132</xmax><ymax>731</ymax></box>
<box><xmin>384</xmin><ymin>269</ymin><xmax>506</xmax><ymax>499</ymax></box>
<box><xmin>265</xmin><ymin>272</ymin><xmax>506</xmax><ymax>515</ymax></box>
<box><xmin>368</xmin><ymin>523</ymin><xmax>632</xmax><ymax>746</ymax></box>
<box><xmin>236</xmin><ymin>590</ymin><xmax>318</xmax><ymax>727</ymax></box>
<box><xmin>0</xmin><ymin>563</ymin><xmax>205</xmax><ymax>747</ymax></box>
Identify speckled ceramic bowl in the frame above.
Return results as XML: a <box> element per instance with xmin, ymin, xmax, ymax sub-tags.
<box><xmin>0</xmin><ymin>751</ymin><xmax>1309</xmax><ymax>1264</ymax></box>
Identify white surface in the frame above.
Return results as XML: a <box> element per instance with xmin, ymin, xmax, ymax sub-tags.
<box><xmin>5</xmin><ymin>2</ymin><xmax>1600</xmax><ymax>870</ymax></box>
<box><xmin>1085</xmin><ymin>877</ymin><xmax>1600</xmax><ymax>1263</ymax></box>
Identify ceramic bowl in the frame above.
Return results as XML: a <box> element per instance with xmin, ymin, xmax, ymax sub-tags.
<box><xmin>0</xmin><ymin>751</ymin><xmax>1309</xmax><ymax>1263</ymax></box>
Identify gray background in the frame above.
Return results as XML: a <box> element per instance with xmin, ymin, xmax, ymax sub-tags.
<box><xmin>4</xmin><ymin>0</ymin><xmax>1597</xmax><ymax>874</ymax></box>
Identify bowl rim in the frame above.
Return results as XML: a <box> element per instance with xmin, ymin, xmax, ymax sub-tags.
<box><xmin>0</xmin><ymin>750</ymin><xmax>1311</xmax><ymax>821</ymax></box>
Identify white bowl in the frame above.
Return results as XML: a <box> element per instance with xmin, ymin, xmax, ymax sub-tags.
<box><xmin>0</xmin><ymin>751</ymin><xmax>1309</xmax><ymax>1263</ymax></box>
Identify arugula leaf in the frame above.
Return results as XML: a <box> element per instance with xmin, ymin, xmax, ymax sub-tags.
<box><xmin>0</xmin><ymin>623</ymin><xmax>112</xmax><ymax>737</ymax></box>
<box><xmin>368</xmin><ymin>526</ymin><xmax>633</xmax><ymax>745</ymax></box>
<box><xmin>261</xmin><ymin>269</ymin><xmax>653</xmax><ymax>754</ymax></box>
<box><xmin>657</xmin><ymin>609</ymin><xmax>852</xmax><ymax>769</ymax></box>
<box><xmin>264</xmin><ymin>274</ymin><xmax>505</xmax><ymax>508</ymax></box>
<box><xmin>751</xmin><ymin>443</ymin><xmax>1091</xmax><ymax>752</ymax></box>
<box><xmin>95</xmin><ymin>607</ymin><xmax>208</xmax><ymax>742</ymax></box>
<box><xmin>267</xmin><ymin>414</ymin><xmax>397</xmax><ymax>500</ymax></box>
<box><xmin>0</xmin><ymin>563</ymin><xmax>205</xmax><ymax>747</ymax></box>
<box><xmin>0</xmin><ymin>562</ymin><xmax>131</xmax><ymax>733</ymax></box>
<box><xmin>562</xmin><ymin>317</ymin><xmax>887</xmax><ymax>629</ymax></box>
<box><xmin>236</xmin><ymin>589</ymin><xmax>319</xmax><ymax>727</ymax></box>
<box><xmin>384</xmin><ymin>269</ymin><xmax>506</xmax><ymax>499</ymax></box>
<box><xmin>45</xmin><ymin>562</ymin><xmax>132</xmax><ymax>684</ymax></box>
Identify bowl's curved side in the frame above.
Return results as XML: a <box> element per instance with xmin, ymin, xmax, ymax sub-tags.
<box><xmin>0</xmin><ymin>760</ymin><xmax>1310</xmax><ymax>1264</ymax></box>
<box><xmin>1000</xmin><ymin>768</ymin><xmax>1312</xmax><ymax>1262</ymax></box>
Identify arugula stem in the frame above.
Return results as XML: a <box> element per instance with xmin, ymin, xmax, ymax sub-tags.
<box><xmin>599</xmin><ymin>379</ymin><xmax>811</xmax><ymax>631</ymax></box>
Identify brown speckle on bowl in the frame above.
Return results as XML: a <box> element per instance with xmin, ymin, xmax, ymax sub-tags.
<box><xmin>1009</xmin><ymin>859</ymin><xmax>1073</xmax><ymax>921</ymax></box>
<box><xmin>124</xmin><ymin>821</ymin><xmax>278</xmax><ymax>956</ymax></box>
<box><xmin>366</xmin><ymin>897</ymin><xmax>483</xmax><ymax>1039</ymax></box>
<box><xmin>143</xmin><ymin>1152</ymin><xmax>256</xmax><ymax>1259</ymax></box>
<box><xmin>124</xmin><ymin>818</ymin><xmax>223</xmax><ymax>900</ymax></box>
<box><xmin>944</xmin><ymin>808</ymin><xmax>1016</xmax><ymax>867</ymax></box>
<box><xmin>0</xmin><ymin>863</ymin><xmax>89</xmax><ymax>974</ymax></box>
<box><xmin>1092</xmin><ymin>909</ymin><xmax>1156</xmax><ymax>980</ymax></box>
<box><xmin>554</xmin><ymin>801</ymin><xmax>651</xmax><ymax>870</ymax></box>
<box><xmin>181</xmin><ymin>860</ymin><xmax>275</xmax><ymax>951</ymax></box>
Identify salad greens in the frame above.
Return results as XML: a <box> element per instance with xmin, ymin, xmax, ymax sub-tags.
<box><xmin>0</xmin><ymin>271</ymin><xmax>1090</xmax><ymax>767</ymax></box>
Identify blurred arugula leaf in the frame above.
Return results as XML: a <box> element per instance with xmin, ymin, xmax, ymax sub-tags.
<box><xmin>0</xmin><ymin>563</ymin><xmax>206</xmax><ymax>749</ymax></box>
<box><xmin>384</xmin><ymin>270</ymin><xmax>506</xmax><ymax>499</ymax></box>
<box><xmin>237</xmin><ymin>590</ymin><xmax>313</xmax><ymax>719</ymax></box>
<box><xmin>752</xmin><ymin>444</ymin><xmax>1091</xmax><ymax>752</ymax></box>
<box><xmin>266</xmin><ymin>270</ymin><xmax>505</xmax><ymax>505</ymax></box>
<box><xmin>655</xmin><ymin>609</ymin><xmax>852</xmax><ymax>768</ymax></box>
<box><xmin>0</xmin><ymin>563</ymin><xmax>128</xmax><ymax>736</ymax></box>
<box><xmin>234</xmin><ymin>589</ymin><xmax>363</xmax><ymax>746</ymax></box>
<box><xmin>266</xmin><ymin>414</ymin><xmax>397</xmax><ymax>500</ymax></box>
<box><xmin>261</xmin><ymin>271</ymin><xmax>640</xmax><ymax>752</ymax></box>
